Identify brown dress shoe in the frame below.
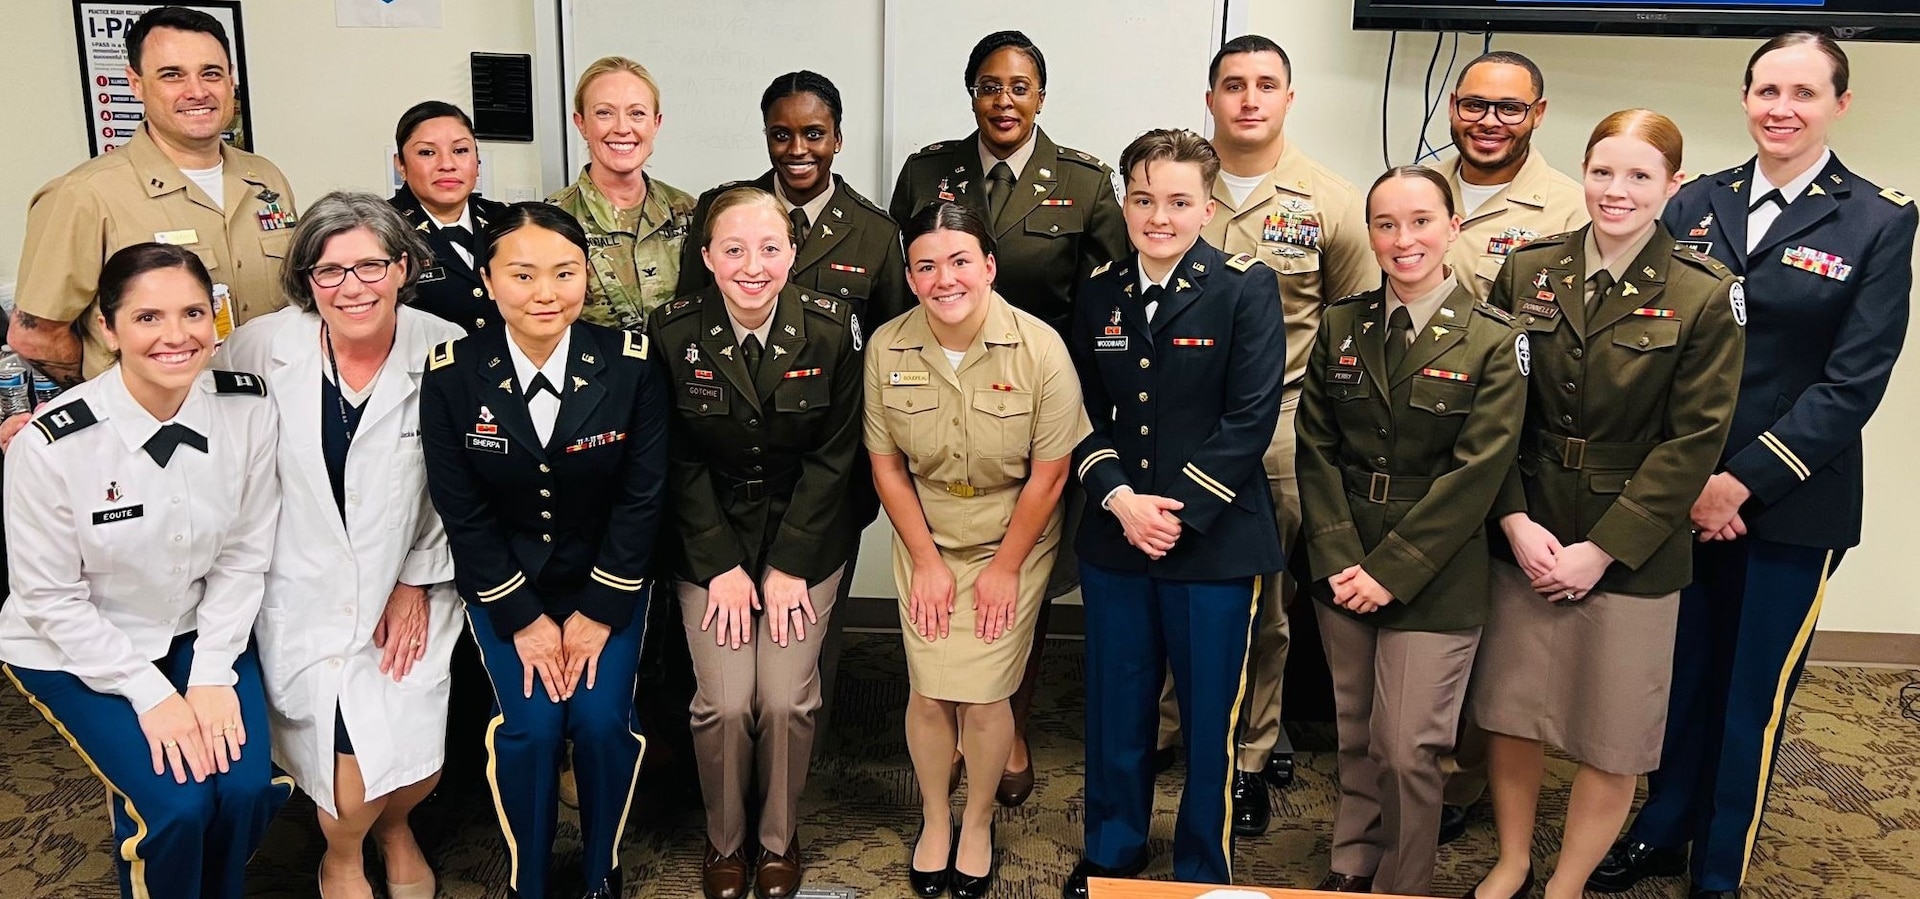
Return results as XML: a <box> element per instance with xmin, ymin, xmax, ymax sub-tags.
<box><xmin>702</xmin><ymin>843</ymin><xmax>752</xmax><ymax>899</ymax></box>
<box><xmin>995</xmin><ymin>763</ymin><xmax>1034</xmax><ymax>807</ymax></box>
<box><xmin>1316</xmin><ymin>872</ymin><xmax>1375</xmax><ymax>893</ymax></box>
<box><xmin>755</xmin><ymin>843</ymin><xmax>803</xmax><ymax>899</ymax></box>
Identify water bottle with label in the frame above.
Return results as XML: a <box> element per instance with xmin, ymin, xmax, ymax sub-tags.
<box><xmin>0</xmin><ymin>350</ymin><xmax>30</xmax><ymax>418</ymax></box>
<box><xmin>31</xmin><ymin>370</ymin><xmax>60</xmax><ymax>408</ymax></box>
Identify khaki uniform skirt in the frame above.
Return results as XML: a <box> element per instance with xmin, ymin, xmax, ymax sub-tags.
<box><xmin>1470</xmin><ymin>561</ymin><xmax>1680</xmax><ymax>775</ymax></box>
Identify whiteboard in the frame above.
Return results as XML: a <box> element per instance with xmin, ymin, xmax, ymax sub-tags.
<box><xmin>883</xmin><ymin>0</ymin><xmax>1238</xmax><ymax>196</ymax></box>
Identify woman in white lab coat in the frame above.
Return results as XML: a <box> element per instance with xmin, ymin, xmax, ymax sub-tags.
<box><xmin>221</xmin><ymin>192</ymin><xmax>464</xmax><ymax>899</ymax></box>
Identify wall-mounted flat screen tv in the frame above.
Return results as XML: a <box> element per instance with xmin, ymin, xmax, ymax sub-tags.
<box><xmin>1353</xmin><ymin>0</ymin><xmax>1920</xmax><ymax>41</ymax></box>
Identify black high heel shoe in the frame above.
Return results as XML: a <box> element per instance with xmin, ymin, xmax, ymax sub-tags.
<box><xmin>1462</xmin><ymin>864</ymin><xmax>1535</xmax><ymax>899</ymax></box>
<box><xmin>949</xmin><ymin>821</ymin><xmax>996</xmax><ymax>899</ymax></box>
<box><xmin>910</xmin><ymin>820</ymin><xmax>957</xmax><ymax>898</ymax></box>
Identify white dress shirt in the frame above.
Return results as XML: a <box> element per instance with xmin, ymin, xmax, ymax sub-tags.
<box><xmin>0</xmin><ymin>366</ymin><xmax>281</xmax><ymax>713</ymax></box>
<box><xmin>429</xmin><ymin>203</ymin><xmax>476</xmax><ymax>268</ymax></box>
<box><xmin>506</xmin><ymin>328</ymin><xmax>572</xmax><ymax>445</ymax></box>
<box><xmin>1747</xmin><ymin>147</ymin><xmax>1832</xmax><ymax>255</ymax></box>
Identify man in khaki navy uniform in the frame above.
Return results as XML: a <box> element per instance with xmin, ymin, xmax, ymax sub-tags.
<box><xmin>1430</xmin><ymin>50</ymin><xmax>1585</xmax><ymax>840</ymax></box>
<box><xmin>1178</xmin><ymin>34</ymin><xmax>1377</xmax><ymax>835</ymax></box>
<box><xmin>1435</xmin><ymin>51</ymin><xmax>1587</xmax><ymax>302</ymax></box>
<box><xmin>12</xmin><ymin>6</ymin><xmax>295</xmax><ymax>387</ymax></box>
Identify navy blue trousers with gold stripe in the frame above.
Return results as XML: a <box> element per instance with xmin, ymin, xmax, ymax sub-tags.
<box><xmin>1630</xmin><ymin>538</ymin><xmax>1837</xmax><ymax>892</ymax></box>
<box><xmin>1079</xmin><ymin>564</ymin><xmax>1258</xmax><ymax>885</ymax></box>
<box><xmin>4</xmin><ymin>634</ymin><xmax>290</xmax><ymax>899</ymax></box>
<box><xmin>468</xmin><ymin>601</ymin><xmax>647</xmax><ymax>897</ymax></box>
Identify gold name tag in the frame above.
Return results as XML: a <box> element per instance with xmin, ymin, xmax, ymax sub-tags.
<box><xmin>153</xmin><ymin>229</ymin><xmax>199</xmax><ymax>245</ymax></box>
<box><xmin>889</xmin><ymin>371</ymin><xmax>930</xmax><ymax>386</ymax></box>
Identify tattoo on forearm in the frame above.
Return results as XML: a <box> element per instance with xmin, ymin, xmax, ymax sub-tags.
<box><xmin>12</xmin><ymin>311</ymin><xmax>47</xmax><ymax>331</ymax></box>
<box><xmin>37</xmin><ymin>361</ymin><xmax>83</xmax><ymax>390</ymax></box>
<box><xmin>10</xmin><ymin>310</ymin><xmax>87</xmax><ymax>388</ymax></box>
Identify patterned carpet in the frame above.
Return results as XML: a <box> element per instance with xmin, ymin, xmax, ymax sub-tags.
<box><xmin>3</xmin><ymin>631</ymin><xmax>1918</xmax><ymax>898</ymax></box>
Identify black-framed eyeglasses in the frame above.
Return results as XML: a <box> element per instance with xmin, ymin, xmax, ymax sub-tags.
<box><xmin>306</xmin><ymin>258</ymin><xmax>397</xmax><ymax>289</ymax></box>
<box><xmin>1454</xmin><ymin>96</ymin><xmax>1539</xmax><ymax>126</ymax></box>
<box><xmin>969</xmin><ymin>82</ymin><xmax>1039</xmax><ymax>101</ymax></box>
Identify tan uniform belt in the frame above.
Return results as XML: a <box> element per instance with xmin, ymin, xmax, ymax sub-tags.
<box><xmin>1530</xmin><ymin>432</ymin><xmax>1659</xmax><ymax>470</ymax></box>
<box><xmin>913</xmin><ymin>474</ymin><xmax>1009</xmax><ymax>499</ymax></box>
<box><xmin>1340</xmin><ymin>466</ymin><xmax>1438</xmax><ymax>504</ymax></box>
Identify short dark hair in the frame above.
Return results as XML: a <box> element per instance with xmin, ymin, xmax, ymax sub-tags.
<box><xmin>1456</xmin><ymin>51</ymin><xmax>1545</xmax><ymax>99</ymax></box>
<box><xmin>964</xmin><ymin>31</ymin><xmax>1047</xmax><ymax>92</ymax></box>
<box><xmin>901</xmin><ymin>201</ymin><xmax>997</xmax><ymax>261</ymax></box>
<box><xmin>1120</xmin><ymin>129</ymin><xmax>1222</xmax><ymax>195</ymax></box>
<box><xmin>1208</xmin><ymin>34</ymin><xmax>1291</xmax><ymax>88</ymax></box>
<box><xmin>97</xmin><ymin>243</ymin><xmax>214</xmax><ymax>328</ymax></box>
<box><xmin>127</xmin><ymin>6</ymin><xmax>231</xmax><ymax>74</ymax></box>
<box><xmin>760</xmin><ymin>70</ymin><xmax>844</xmax><ymax>132</ymax></box>
<box><xmin>1745</xmin><ymin>31</ymin><xmax>1850</xmax><ymax>96</ymax></box>
<box><xmin>483</xmin><ymin>202</ymin><xmax>592</xmax><ymax>273</ymax></box>
<box><xmin>1367</xmin><ymin>165</ymin><xmax>1457</xmax><ymax>220</ymax></box>
<box><xmin>394</xmin><ymin>100</ymin><xmax>475</xmax><ymax>154</ymax></box>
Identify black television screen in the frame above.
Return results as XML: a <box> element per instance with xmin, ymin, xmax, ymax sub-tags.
<box><xmin>1353</xmin><ymin>0</ymin><xmax>1920</xmax><ymax>41</ymax></box>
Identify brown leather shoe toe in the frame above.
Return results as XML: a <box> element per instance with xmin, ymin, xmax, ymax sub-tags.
<box><xmin>702</xmin><ymin>843</ymin><xmax>752</xmax><ymax>899</ymax></box>
<box><xmin>755</xmin><ymin>843</ymin><xmax>803</xmax><ymax>899</ymax></box>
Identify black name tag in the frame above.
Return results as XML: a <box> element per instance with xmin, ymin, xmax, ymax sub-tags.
<box><xmin>1094</xmin><ymin>336</ymin><xmax>1129</xmax><ymax>352</ymax></box>
<box><xmin>92</xmin><ymin>505</ymin><xmax>144</xmax><ymax>525</ymax></box>
<box><xmin>1677</xmin><ymin>240</ymin><xmax>1712</xmax><ymax>256</ymax></box>
<box><xmin>419</xmin><ymin>267</ymin><xmax>447</xmax><ymax>283</ymax></box>
<box><xmin>684</xmin><ymin>382</ymin><xmax>725</xmax><ymax>402</ymax></box>
<box><xmin>1518</xmin><ymin>300</ymin><xmax>1562</xmax><ymax>319</ymax></box>
<box><xmin>1327</xmin><ymin>368</ymin><xmax>1365</xmax><ymax>385</ymax></box>
<box><xmin>466</xmin><ymin>433</ymin><xmax>510</xmax><ymax>454</ymax></box>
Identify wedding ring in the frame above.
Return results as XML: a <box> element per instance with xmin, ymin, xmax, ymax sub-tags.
<box><xmin>224</xmin><ymin>723</ymin><xmax>237</xmax><ymax>733</ymax></box>
<box><xmin>409</xmin><ymin>638</ymin><xmax>422</xmax><ymax>647</ymax></box>
<box><xmin>163</xmin><ymin>740</ymin><xmax>178</xmax><ymax>749</ymax></box>
<box><xmin>1563</xmin><ymin>591</ymin><xmax>1576</xmax><ymax>601</ymax></box>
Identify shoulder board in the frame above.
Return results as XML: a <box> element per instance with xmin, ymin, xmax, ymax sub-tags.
<box><xmin>1328</xmin><ymin>291</ymin><xmax>1371</xmax><ymax>307</ymax></box>
<box><xmin>1225</xmin><ymin>253</ymin><xmax>1258</xmax><ymax>273</ymax></box>
<box><xmin>30</xmin><ymin>399</ymin><xmax>98</xmax><ymax>444</ymax></box>
<box><xmin>802</xmin><ymin>294</ymin><xmax>845</xmax><ymax>317</ymax></box>
<box><xmin>910</xmin><ymin>141</ymin><xmax>950</xmax><ymax>158</ymax></box>
<box><xmin>622</xmin><ymin>330</ymin><xmax>650</xmax><ymax>360</ymax></box>
<box><xmin>428</xmin><ymin>339</ymin><xmax>456</xmax><ymax>371</ymax></box>
<box><xmin>1671</xmin><ymin>246</ymin><xmax>1733</xmax><ymax>277</ymax></box>
<box><xmin>840</xmin><ymin>184</ymin><xmax>893</xmax><ymax>221</ymax></box>
<box><xmin>1474</xmin><ymin>302</ymin><xmax>1516</xmax><ymax>324</ymax></box>
<box><xmin>1528</xmin><ymin>231</ymin><xmax>1576</xmax><ymax>246</ymax></box>
<box><xmin>1882</xmin><ymin>187</ymin><xmax>1913</xmax><ymax>207</ymax></box>
<box><xmin>211</xmin><ymin>370</ymin><xmax>268</xmax><ymax>397</ymax></box>
<box><xmin>1055</xmin><ymin>146</ymin><xmax>1108</xmax><ymax>171</ymax></box>
<box><xmin>1090</xmin><ymin>260</ymin><xmax>1114</xmax><ymax>277</ymax></box>
<box><xmin>657</xmin><ymin>296</ymin><xmax>699</xmax><ymax>319</ymax></box>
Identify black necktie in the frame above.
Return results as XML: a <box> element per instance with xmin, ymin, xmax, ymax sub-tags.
<box><xmin>1139</xmin><ymin>284</ymin><xmax>1165</xmax><ymax>323</ymax></box>
<box><xmin>986</xmin><ymin>161</ymin><xmax>1017</xmax><ymax>228</ymax></box>
<box><xmin>1590</xmin><ymin>269</ymin><xmax>1616</xmax><ymax>310</ymax></box>
<box><xmin>742</xmin><ymin>334</ymin><xmax>764</xmax><ymax>378</ymax></box>
<box><xmin>1748</xmin><ymin>189</ymin><xmax>1786</xmax><ymax>213</ymax></box>
<box><xmin>524</xmin><ymin>373</ymin><xmax>560</xmax><ymax>400</ymax></box>
<box><xmin>1386</xmin><ymin>306</ymin><xmax>1413</xmax><ymax>373</ymax></box>
<box><xmin>143</xmin><ymin>423</ymin><xmax>208</xmax><ymax>468</ymax></box>
<box><xmin>788</xmin><ymin>208</ymin><xmax>810</xmax><ymax>253</ymax></box>
<box><xmin>442</xmin><ymin>224</ymin><xmax>475</xmax><ymax>255</ymax></box>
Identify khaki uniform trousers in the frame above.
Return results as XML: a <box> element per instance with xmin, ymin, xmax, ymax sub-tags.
<box><xmin>677</xmin><ymin>566</ymin><xmax>844</xmax><ymax>856</ymax></box>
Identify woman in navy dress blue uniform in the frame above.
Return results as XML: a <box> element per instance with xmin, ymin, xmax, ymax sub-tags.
<box><xmin>388</xmin><ymin>100</ymin><xmax>511</xmax><ymax>335</ymax></box>
<box><xmin>420</xmin><ymin>202</ymin><xmax>669</xmax><ymax>899</ymax></box>
<box><xmin>1596</xmin><ymin>34</ymin><xmax>1918</xmax><ymax>899</ymax></box>
<box><xmin>0</xmin><ymin>243</ymin><xmax>288</xmax><ymax>899</ymax></box>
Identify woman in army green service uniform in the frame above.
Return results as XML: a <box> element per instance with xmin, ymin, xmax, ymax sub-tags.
<box><xmin>887</xmin><ymin>27</ymin><xmax>1127</xmax><ymax>808</ymax></box>
<box><xmin>1465</xmin><ymin>110</ymin><xmax>1745</xmax><ymax>899</ymax></box>
<box><xmin>1295</xmin><ymin>166</ymin><xmax>1527</xmax><ymax>898</ymax></box>
<box><xmin>549</xmin><ymin>56</ymin><xmax>696</xmax><ymax>330</ymax></box>
<box><xmin>649</xmin><ymin>187</ymin><xmax>863</xmax><ymax>899</ymax></box>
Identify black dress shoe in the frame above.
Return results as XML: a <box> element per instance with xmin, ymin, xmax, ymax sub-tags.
<box><xmin>1462</xmin><ymin>864</ymin><xmax>1533</xmax><ymax>899</ymax></box>
<box><xmin>1438</xmin><ymin>803</ymin><xmax>1469</xmax><ymax>846</ymax></box>
<box><xmin>1062</xmin><ymin>855</ymin><xmax>1149</xmax><ymax>899</ymax></box>
<box><xmin>582</xmin><ymin>867</ymin><xmax>623</xmax><ymax>899</ymax></box>
<box><xmin>950</xmin><ymin>822</ymin><xmax>995</xmax><ymax>899</ymax></box>
<box><xmin>1230</xmin><ymin>770</ymin><xmax>1271</xmax><ymax>836</ymax></box>
<box><xmin>909</xmin><ymin>821</ymin><xmax>957</xmax><ymax>898</ymax></box>
<box><xmin>1150</xmin><ymin>746</ymin><xmax>1177</xmax><ymax>774</ymax></box>
<box><xmin>1689</xmin><ymin>890</ymin><xmax>1738</xmax><ymax>898</ymax></box>
<box><xmin>1586</xmin><ymin>840</ymin><xmax>1688</xmax><ymax>893</ymax></box>
<box><xmin>1261</xmin><ymin>750</ymin><xmax>1295</xmax><ymax>789</ymax></box>
<box><xmin>1315</xmin><ymin>872</ymin><xmax>1374</xmax><ymax>892</ymax></box>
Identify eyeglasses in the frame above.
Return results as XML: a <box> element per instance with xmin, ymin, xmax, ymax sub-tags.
<box><xmin>969</xmin><ymin>82</ymin><xmax>1039</xmax><ymax>101</ymax></box>
<box><xmin>1454</xmin><ymin>96</ymin><xmax>1540</xmax><ymax>126</ymax></box>
<box><xmin>306</xmin><ymin>259</ymin><xmax>396</xmax><ymax>289</ymax></box>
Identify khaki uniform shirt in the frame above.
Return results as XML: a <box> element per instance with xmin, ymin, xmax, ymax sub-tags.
<box><xmin>1202</xmin><ymin>141</ymin><xmax>1378</xmax><ymax>396</ymax></box>
<box><xmin>17</xmin><ymin>127</ymin><xmax>297</xmax><ymax>377</ymax></box>
<box><xmin>864</xmin><ymin>292</ymin><xmax>1087</xmax><ymax>552</ymax></box>
<box><xmin>547</xmin><ymin>167</ymin><xmax>696</xmax><ymax>329</ymax></box>
<box><xmin>1435</xmin><ymin>150</ymin><xmax>1588</xmax><ymax>300</ymax></box>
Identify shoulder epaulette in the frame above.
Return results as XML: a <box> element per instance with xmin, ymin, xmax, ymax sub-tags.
<box><xmin>910</xmin><ymin>141</ymin><xmax>949</xmax><ymax>158</ymax></box>
<box><xmin>30</xmin><ymin>399</ymin><xmax>97</xmax><ymax>444</ymax></box>
<box><xmin>1090</xmin><ymin>260</ymin><xmax>1114</xmax><ymax>277</ymax></box>
<box><xmin>428</xmin><ymin>340</ymin><xmax>456</xmax><ymax>371</ymax></box>
<box><xmin>802</xmin><ymin>293</ymin><xmax>844</xmax><ymax>317</ymax></box>
<box><xmin>1055</xmin><ymin>146</ymin><xmax>1109</xmax><ymax>171</ymax></box>
<box><xmin>1225</xmin><ymin>253</ymin><xmax>1258</xmax><ymax>273</ymax></box>
<box><xmin>622</xmin><ymin>330</ymin><xmax>650</xmax><ymax>360</ymax></box>
<box><xmin>211</xmin><ymin>370</ymin><xmax>268</xmax><ymax>396</ymax></box>
<box><xmin>1474</xmin><ymin>302</ymin><xmax>1516</xmax><ymax>324</ymax></box>
<box><xmin>1329</xmin><ymin>291</ymin><xmax>1371</xmax><ymax>307</ymax></box>
<box><xmin>1882</xmin><ymin>187</ymin><xmax>1913</xmax><ymax>207</ymax></box>
<box><xmin>1530</xmin><ymin>231</ymin><xmax>1576</xmax><ymax>246</ymax></box>
<box><xmin>657</xmin><ymin>296</ymin><xmax>699</xmax><ymax>319</ymax></box>
<box><xmin>840</xmin><ymin>183</ymin><xmax>893</xmax><ymax>221</ymax></box>
<box><xmin>1672</xmin><ymin>246</ymin><xmax>1733</xmax><ymax>278</ymax></box>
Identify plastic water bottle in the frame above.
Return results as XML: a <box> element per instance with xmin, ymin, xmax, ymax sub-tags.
<box><xmin>0</xmin><ymin>350</ymin><xmax>29</xmax><ymax>418</ymax></box>
<box><xmin>31</xmin><ymin>371</ymin><xmax>59</xmax><ymax>408</ymax></box>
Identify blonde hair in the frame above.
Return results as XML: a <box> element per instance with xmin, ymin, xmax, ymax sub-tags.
<box><xmin>1584</xmin><ymin>109</ymin><xmax>1683</xmax><ymax>176</ymax></box>
<box><xmin>703</xmin><ymin>187</ymin><xmax>791</xmax><ymax>247</ymax></box>
<box><xmin>572</xmin><ymin>56</ymin><xmax>662</xmax><ymax>116</ymax></box>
